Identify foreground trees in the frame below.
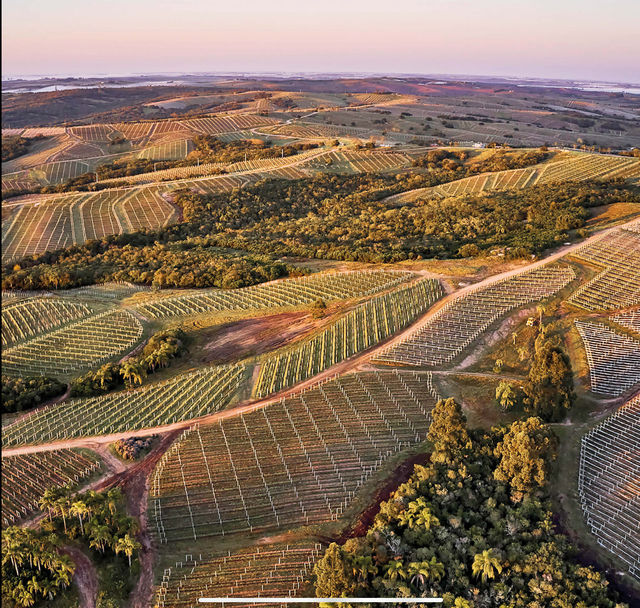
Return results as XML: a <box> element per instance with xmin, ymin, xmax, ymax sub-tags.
<box><xmin>313</xmin><ymin>399</ymin><xmax>626</xmax><ymax>606</ymax></box>
<box><xmin>2</xmin><ymin>488</ymin><xmax>140</xmax><ymax>607</ymax></box>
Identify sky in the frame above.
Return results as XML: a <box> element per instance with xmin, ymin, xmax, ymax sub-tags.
<box><xmin>3</xmin><ymin>0</ymin><xmax>639</xmax><ymax>82</ymax></box>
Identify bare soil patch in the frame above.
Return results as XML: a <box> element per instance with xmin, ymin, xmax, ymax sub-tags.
<box><xmin>198</xmin><ymin>311</ymin><xmax>320</xmax><ymax>364</ymax></box>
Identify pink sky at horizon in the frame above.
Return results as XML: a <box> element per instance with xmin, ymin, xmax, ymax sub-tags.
<box><xmin>3</xmin><ymin>0</ymin><xmax>639</xmax><ymax>82</ymax></box>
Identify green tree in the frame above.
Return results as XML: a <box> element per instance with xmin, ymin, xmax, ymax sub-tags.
<box><xmin>114</xmin><ymin>534</ymin><xmax>140</xmax><ymax>568</ymax></box>
<box><xmin>313</xmin><ymin>543</ymin><xmax>359</xmax><ymax>597</ymax></box>
<box><xmin>524</xmin><ymin>333</ymin><xmax>575</xmax><ymax>421</ymax></box>
<box><xmin>495</xmin><ymin>380</ymin><xmax>518</xmax><ymax>411</ymax></box>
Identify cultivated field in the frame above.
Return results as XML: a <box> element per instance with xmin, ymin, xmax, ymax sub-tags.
<box><xmin>253</xmin><ymin>279</ymin><xmax>443</xmax><ymax>397</ymax></box>
<box><xmin>375</xmin><ymin>265</ymin><xmax>575</xmax><ymax>367</ymax></box>
<box><xmin>1</xmin><ymin>309</ymin><xmax>143</xmax><ymax>377</ymax></box>
<box><xmin>579</xmin><ymin>396</ymin><xmax>640</xmax><ymax>580</ymax></box>
<box><xmin>134</xmin><ymin>270</ymin><xmax>414</xmax><ymax>319</ymax></box>
<box><xmin>150</xmin><ymin>370</ymin><xmax>439</xmax><ymax>542</ymax></box>
<box><xmin>2</xmin><ymin>448</ymin><xmax>101</xmax><ymax>527</ymax></box>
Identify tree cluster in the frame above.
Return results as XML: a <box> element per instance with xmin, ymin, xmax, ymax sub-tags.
<box><xmin>3</xmin><ymin>237</ymin><xmax>292</xmax><ymax>291</ymax></box>
<box><xmin>2</xmin><ymin>136</ymin><xmax>44</xmax><ymax>162</ymax></box>
<box><xmin>1</xmin><ymin>375</ymin><xmax>66</xmax><ymax>414</ymax></box>
<box><xmin>3</xmin><ymin>487</ymin><xmax>140</xmax><ymax>608</ymax></box>
<box><xmin>313</xmin><ymin>402</ymin><xmax>624</xmax><ymax>606</ymax></box>
<box><xmin>69</xmin><ymin>328</ymin><xmax>187</xmax><ymax>397</ymax></box>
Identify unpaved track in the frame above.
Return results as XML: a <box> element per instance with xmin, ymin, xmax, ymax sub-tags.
<box><xmin>61</xmin><ymin>546</ymin><xmax>98</xmax><ymax>608</ymax></box>
<box><xmin>3</xmin><ymin>216</ymin><xmax>637</xmax><ymax>460</ymax></box>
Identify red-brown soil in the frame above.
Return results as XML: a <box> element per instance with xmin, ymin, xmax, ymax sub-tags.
<box><xmin>334</xmin><ymin>452</ymin><xmax>429</xmax><ymax>543</ymax></box>
<box><xmin>199</xmin><ymin>311</ymin><xmax>320</xmax><ymax>364</ymax></box>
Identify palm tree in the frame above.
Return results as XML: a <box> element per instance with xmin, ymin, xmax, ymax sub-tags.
<box><xmin>2</xmin><ymin>526</ymin><xmax>27</xmax><ymax>575</ymax></box>
<box><xmin>472</xmin><ymin>549</ymin><xmax>503</xmax><ymax>582</ymax></box>
<box><xmin>495</xmin><ymin>381</ymin><xmax>517</xmax><ymax>411</ymax></box>
<box><xmin>26</xmin><ymin>576</ymin><xmax>43</xmax><ymax>602</ymax></box>
<box><xmin>70</xmin><ymin>500</ymin><xmax>89</xmax><ymax>535</ymax></box>
<box><xmin>385</xmin><ymin>559</ymin><xmax>409</xmax><ymax>582</ymax></box>
<box><xmin>39</xmin><ymin>489</ymin><xmax>59</xmax><ymax>522</ymax></box>
<box><xmin>89</xmin><ymin>523</ymin><xmax>111</xmax><ymax>553</ymax></box>
<box><xmin>55</xmin><ymin>495</ymin><xmax>71</xmax><ymax>534</ymax></box>
<box><xmin>408</xmin><ymin>557</ymin><xmax>445</xmax><ymax>589</ymax></box>
<box><xmin>95</xmin><ymin>365</ymin><xmax>113</xmax><ymax>389</ymax></box>
<box><xmin>453</xmin><ymin>599</ymin><xmax>471</xmax><ymax>608</ymax></box>
<box><xmin>114</xmin><ymin>534</ymin><xmax>141</xmax><ymax>567</ymax></box>
<box><xmin>120</xmin><ymin>360</ymin><xmax>145</xmax><ymax>387</ymax></box>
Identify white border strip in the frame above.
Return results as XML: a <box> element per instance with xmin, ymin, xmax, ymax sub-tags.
<box><xmin>199</xmin><ymin>599</ymin><xmax>443</xmax><ymax>604</ymax></box>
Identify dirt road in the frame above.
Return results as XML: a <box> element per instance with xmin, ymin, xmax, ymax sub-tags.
<box><xmin>61</xmin><ymin>546</ymin><xmax>97</xmax><ymax>608</ymax></box>
<box><xmin>3</xmin><ymin>216</ymin><xmax>637</xmax><ymax>460</ymax></box>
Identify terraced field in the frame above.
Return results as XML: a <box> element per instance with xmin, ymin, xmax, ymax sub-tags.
<box><xmin>151</xmin><ymin>370</ymin><xmax>439</xmax><ymax>542</ymax></box>
<box><xmin>134</xmin><ymin>270</ymin><xmax>414</xmax><ymax>318</ymax></box>
<box><xmin>2</xmin><ymin>449</ymin><xmax>102</xmax><ymax>527</ymax></box>
<box><xmin>1</xmin><ymin>309</ymin><xmax>143</xmax><ymax>377</ymax></box>
<box><xmin>2</xmin><ymin>365</ymin><xmax>245</xmax><ymax>447</ymax></box>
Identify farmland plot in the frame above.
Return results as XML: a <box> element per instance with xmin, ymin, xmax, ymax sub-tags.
<box><xmin>150</xmin><ymin>370</ymin><xmax>440</xmax><ymax>543</ymax></box>
<box><xmin>2</xmin><ymin>449</ymin><xmax>102</xmax><ymax>527</ymax></box>
<box><xmin>1</xmin><ymin>309</ymin><xmax>143</xmax><ymax>377</ymax></box>
<box><xmin>2</xmin><ymin>297</ymin><xmax>93</xmax><ymax>347</ymax></box>
<box><xmin>578</xmin><ymin>396</ymin><xmax>640</xmax><ymax>580</ymax></box>
<box><xmin>135</xmin><ymin>270</ymin><xmax>415</xmax><ymax>319</ymax></box>
<box><xmin>2</xmin><ymin>365</ymin><xmax>245</xmax><ymax>447</ymax></box>
<box><xmin>253</xmin><ymin>278</ymin><xmax>443</xmax><ymax>398</ymax></box>
<box><xmin>156</xmin><ymin>541</ymin><xmax>322</xmax><ymax>608</ymax></box>
<box><xmin>568</xmin><ymin>227</ymin><xmax>640</xmax><ymax>311</ymax></box>
<box><xmin>374</xmin><ymin>265</ymin><xmax>575</xmax><ymax>367</ymax></box>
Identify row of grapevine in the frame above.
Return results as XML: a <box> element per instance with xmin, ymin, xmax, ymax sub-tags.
<box><xmin>2</xmin><ymin>365</ymin><xmax>246</xmax><ymax>447</ymax></box>
<box><xmin>2</xmin><ymin>297</ymin><xmax>93</xmax><ymax>347</ymax></box>
<box><xmin>2</xmin><ymin>449</ymin><xmax>102</xmax><ymax>527</ymax></box>
<box><xmin>134</xmin><ymin>270</ymin><xmax>415</xmax><ymax>319</ymax></box>
<box><xmin>150</xmin><ymin>370</ymin><xmax>439</xmax><ymax>543</ymax></box>
<box><xmin>578</xmin><ymin>396</ymin><xmax>640</xmax><ymax>580</ymax></box>
<box><xmin>2</xmin><ymin>309</ymin><xmax>143</xmax><ymax>376</ymax></box>
<box><xmin>155</xmin><ymin>541</ymin><xmax>323</xmax><ymax>608</ymax></box>
<box><xmin>253</xmin><ymin>278</ymin><xmax>443</xmax><ymax>398</ymax></box>
<box><xmin>568</xmin><ymin>227</ymin><xmax>640</xmax><ymax>311</ymax></box>
<box><xmin>575</xmin><ymin>320</ymin><xmax>640</xmax><ymax>396</ymax></box>
<box><xmin>374</xmin><ymin>265</ymin><xmax>575</xmax><ymax>367</ymax></box>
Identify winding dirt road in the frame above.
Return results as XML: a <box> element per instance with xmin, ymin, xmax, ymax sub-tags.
<box><xmin>3</xmin><ymin>215</ymin><xmax>637</xmax><ymax>459</ymax></box>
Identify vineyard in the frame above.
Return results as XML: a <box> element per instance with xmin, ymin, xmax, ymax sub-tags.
<box><xmin>2</xmin><ymin>366</ymin><xmax>246</xmax><ymax>447</ymax></box>
<box><xmin>568</xmin><ymin>227</ymin><xmax>640</xmax><ymax>311</ymax></box>
<box><xmin>575</xmin><ymin>320</ymin><xmax>640</xmax><ymax>396</ymax></box>
<box><xmin>155</xmin><ymin>541</ymin><xmax>323</xmax><ymax>608</ymax></box>
<box><xmin>137</xmin><ymin>139</ymin><xmax>193</xmax><ymax>161</ymax></box>
<box><xmin>150</xmin><ymin>370</ymin><xmax>440</xmax><ymax>542</ymax></box>
<box><xmin>2</xmin><ymin>449</ymin><xmax>102</xmax><ymax>527</ymax></box>
<box><xmin>179</xmin><ymin>115</ymin><xmax>280</xmax><ymax>135</ymax></box>
<box><xmin>2</xmin><ymin>187</ymin><xmax>177</xmax><ymax>263</ymax></box>
<box><xmin>611</xmin><ymin>309</ymin><xmax>640</xmax><ymax>334</ymax></box>
<box><xmin>1</xmin><ymin>309</ymin><xmax>143</xmax><ymax>377</ymax></box>
<box><xmin>134</xmin><ymin>270</ymin><xmax>414</xmax><ymax>319</ymax></box>
<box><xmin>374</xmin><ymin>265</ymin><xmax>575</xmax><ymax>367</ymax></box>
<box><xmin>578</xmin><ymin>396</ymin><xmax>640</xmax><ymax>580</ymax></box>
<box><xmin>387</xmin><ymin>153</ymin><xmax>640</xmax><ymax>204</ymax></box>
<box><xmin>253</xmin><ymin>279</ymin><xmax>443</xmax><ymax>398</ymax></box>
<box><xmin>2</xmin><ymin>297</ymin><xmax>93</xmax><ymax>347</ymax></box>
